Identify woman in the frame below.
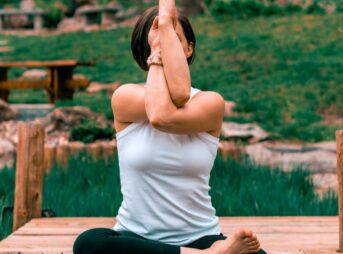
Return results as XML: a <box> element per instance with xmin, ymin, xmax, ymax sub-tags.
<box><xmin>73</xmin><ymin>1</ymin><xmax>266</xmax><ymax>253</ymax></box>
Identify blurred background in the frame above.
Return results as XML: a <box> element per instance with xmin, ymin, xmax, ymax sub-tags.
<box><xmin>0</xmin><ymin>0</ymin><xmax>342</xmax><ymax>241</ymax></box>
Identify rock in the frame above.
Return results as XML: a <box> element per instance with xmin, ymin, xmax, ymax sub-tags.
<box><xmin>37</xmin><ymin>106</ymin><xmax>110</xmax><ymax>133</ymax></box>
<box><xmin>224</xmin><ymin>101</ymin><xmax>236</xmax><ymax>117</ymax></box>
<box><xmin>246</xmin><ymin>142</ymin><xmax>337</xmax><ymax>173</ymax></box>
<box><xmin>312</xmin><ymin>173</ymin><xmax>337</xmax><ymax>196</ymax></box>
<box><xmin>0</xmin><ymin>46</ymin><xmax>11</xmax><ymax>53</ymax></box>
<box><xmin>20</xmin><ymin>69</ymin><xmax>47</xmax><ymax>80</ymax></box>
<box><xmin>0</xmin><ymin>139</ymin><xmax>15</xmax><ymax>169</ymax></box>
<box><xmin>0</xmin><ymin>120</ymin><xmax>18</xmax><ymax>144</ymax></box>
<box><xmin>57</xmin><ymin>17</ymin><xmax>85</xmax><ymax>33</ymax></box>
<box><xmin>86</xmin><ymin>82</ymin><xmax>121</xmax><ymax>94</ymax></box>
<box><xmin>20</xmin><ymin>0</ymin><xmax>35</xmax><ymax>11</ymax></box>
<box><xmin>221</xmin><ymin>122</ymin><xmax>269</xmax><ymax>143</ymax></box>
<box><xmin>0</xmin><ymin>40</ymin><xmax>8</xmax><ymax>46</ymax></box>
<box><xmin>0</xmin><ymin>99</ymin><xmax>20</xmax><ymax>122</ymax></box>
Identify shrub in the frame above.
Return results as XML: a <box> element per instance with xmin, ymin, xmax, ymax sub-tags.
<box><xmin>70</xmin><ymin>118</ymin><xmax>115</xmax><ymax>144</ymax></box>
<box><xmin>305</xmin><ymin>2</ymin><xmax>326</xmax><ymax>14</ymax></box>
<box><xmin>210</xmin><ymin>0</ymin><xmax>264</xmax><ymax>18</ymax></box>
<box><xmin>44</xmin><ymin>6</ymin><xmax>64</xmax><ymax>28</ymax></box>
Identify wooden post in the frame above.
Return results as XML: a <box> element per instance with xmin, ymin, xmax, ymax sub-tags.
<box><xmin>56</xmin><ymin>144</ymin><xmax>70</xmax><ymax>169</ymax></box>
<box><xmin>102</xmin><ymin>141</ymin><xmax>117</xmax><ymax>163</ymax></box>
<box><xmin>0</xmin><ymin>67</ymin><xmax>9</xmax><ymax>102</ymax></box>
<box><xmin>337</xmin><ymin>130</ymin><xmax>343</xmax><ymax>252</ymax></box>
<box><xmin>86</xmin><ymin>143</ymin><xmax>102</xmax><ymax>161</ymax></box>
<box><xmin>69</xmin><ymin>141</ymin><xmax>85</xmax><ymax>156</ymax></box>
<box><xmin>44</xmin><ymin>144</ymin><xmax>56</xmax><ymax>174</ymax></box>
<box><xmin>13</xmin><ymin>123</ymin><xmax>44</xmax><ymax>231</ymax></box>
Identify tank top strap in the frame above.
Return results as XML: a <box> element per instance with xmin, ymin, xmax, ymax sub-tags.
<box><xmin>190</xmin><ymin>87</ymin><xmax>201</xmax><ymax>100</ymax></box>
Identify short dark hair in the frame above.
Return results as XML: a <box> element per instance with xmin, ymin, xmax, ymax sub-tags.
<box><xmin>131</xmin><ymin>6</ymin><xmax>196</xmax><ymax>71</ymax></box>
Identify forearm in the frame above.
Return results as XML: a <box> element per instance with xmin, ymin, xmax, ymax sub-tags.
<box><xmin>145</xmin><ymin>64</ymin><xmax>177</xmax><ymax>124</ymax></box>
<box><xmin>159</xmin><ymin>17</ymin><xmax>191</xmax><ymax>107</ymax></box>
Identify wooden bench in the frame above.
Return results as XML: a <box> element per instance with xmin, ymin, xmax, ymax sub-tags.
<box><xmin>0</xmin><ymin>9</ymin><xmax>46</xmax><ymax>30</ymax></box>
<box><xmin>76</xmin><ymin>5</ymin><xmax>121</xmax><ymax>26</ymax></box>
<box><xmin>0</xmin><ymin>124</ymin><xmax>341</xmax><ymax>253</ymax></box>
<box><xmin>0</xmin><ymin>60</ymin><xmax>95</xmax><ymax>103</ymax></box>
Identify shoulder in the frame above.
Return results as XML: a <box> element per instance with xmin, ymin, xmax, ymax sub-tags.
<box><xmin>111</xmin><ymin>83</ymin><xmax>145</xmax><ymax>107</ymax></box>
<box><xmin>192</xmin><ymin>90</ymin><xmax>225</xmax><ymax>112</ymax></box>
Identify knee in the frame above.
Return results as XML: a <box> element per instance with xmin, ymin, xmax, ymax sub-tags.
<box><xmin>73</xmin><ymin>228</ymin><xmax>107</xmax><ymax>254</ymax></box>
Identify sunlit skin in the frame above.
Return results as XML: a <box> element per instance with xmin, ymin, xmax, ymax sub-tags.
<box><xmin>111</xmin><ymin>0</ymin><xmax>261</xmax><ymax>253</ymax></box>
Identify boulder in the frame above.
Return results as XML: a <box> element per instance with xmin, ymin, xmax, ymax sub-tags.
<box><xmin>224</xmin><ymin>101</ymin><xmax>236</xmax><ymax>117</ymax></box>
<box><xmin>37</xmin><ymin>106</ymin><xmax>110</xmax><ymax>134</ymax></box>
<box><xmin>221</xmin><ymin>122</ymin><xmax>269</xmax><ymax>143</ymax></box>
<box><xmin>86</xmin><ymin>82</ymin><xmax>120</xmax><ymax>94</ymax></box>
<box><xmin>0</xmin><ymin>139</ymin><xmax>15</xmax><ymax>169</ymax></box>
<box><xmin>20</xmin><ymin>69</ymin><xmax>47</xmax><ymax>80</ymax></box>
<box><xmin>57</xmin><ymin>17</ymin><xmax>85</xmax><ymax>33</ymax></box>
<box><xmin>312</xmin><ymin>173</ymin><xmax>337</xmax><ymax>196</ymax></box>
<box><xmin>0</xmin><ymin>99</ymin><xmax>20</xmax><ymax>122</ymax></box>
<box><xmin>246</xmin><ymin>142</ymin><xmax>337</xmax><ymax>173</ymax></box>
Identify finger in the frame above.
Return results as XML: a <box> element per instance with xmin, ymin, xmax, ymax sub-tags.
<box><xmin>152</xmin><ymin>16</ymin><xmax>159</xmax><ymax>29</ymax></box>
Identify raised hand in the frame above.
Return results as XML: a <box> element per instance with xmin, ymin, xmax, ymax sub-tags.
<box><xmin>159</xmin><ymin>0</ymin><xmax>177</xmax><ymax>27</ymax></box>
<box><xmin>148</xmin><ymin>16</ymin><xmax>160</xmax><ymax>53</ymax></box>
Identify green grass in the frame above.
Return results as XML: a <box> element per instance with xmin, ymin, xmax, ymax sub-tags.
<box><xmin>0</xmin><ymin>154</ymin><xmax>337</xmax><ymax>240</ymax></box>
<box><xmin>0</xmin><ymin>13</ymin><xmax>342</xmax><ymax>141</ymax></box>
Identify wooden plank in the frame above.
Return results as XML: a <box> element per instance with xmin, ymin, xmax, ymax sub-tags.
<box><xmin>0</xmin><ymin>60</ymin><xmax>95</xmax><ymax>68</ymax></box>
<box><xmin>0</xmin><ymin>80</ymin><xmax>48</xmax><ymax>89</ymax></box>
<box><xmin>337</xmin><ymin>130</ymin><xmax>343</xmax><ymax>252</ymax></box>
<box><xmin>0</xmin><ymin>217</ymin><xmax>338</xmax><ymax>254</ymax></box>
<box><xmin>65</xmin><ymin>78</ymin><xmax>90</xmax><ymax>89</ymax></box>
<box><xmin>13</xmin><ymin>123</ymin><xmax>45</xmax><ymax>231</ymax></box>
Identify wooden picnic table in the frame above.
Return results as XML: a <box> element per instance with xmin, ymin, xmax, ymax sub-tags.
<box><xmin>0</xmin><ymin>9</ymin><xmax>46</xmax><ymax>31</ymax></box>
<box><xmin>0</xmin><ymin>60</ymin><xmax>95</xmax><ymax>103</ymax></box>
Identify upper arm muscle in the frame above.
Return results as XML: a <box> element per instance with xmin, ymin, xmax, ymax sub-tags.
<box><xmin>111</xmin><ymin>84</ymin><xmax>147</xmax><ymax>124</ymax></box>
<box><xmin>152</xmin><ymin>91</ymin><xmax>225</xmax><ymax>135</ymax></box>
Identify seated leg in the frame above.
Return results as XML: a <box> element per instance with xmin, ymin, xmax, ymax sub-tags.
<box><xmin>73</xmin><ymin>228</ymin><xmax>180</xmax><ymax>254</ymax></box>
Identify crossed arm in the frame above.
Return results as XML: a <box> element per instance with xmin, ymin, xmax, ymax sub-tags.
<box><xmin>112</xmin><ymin>1</ymin><xmax>225</xmax><ymax>136</ymax></box>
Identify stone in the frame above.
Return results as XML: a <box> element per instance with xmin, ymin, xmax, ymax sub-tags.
<box><xmin>57</xmin><ymin>17</ymin><xmax>85</xmax><ymax>33</ymax></box>
<box><xmin>221</xmin><ymin>122</ymin><xmax>269</xmax><ymax>143</ymax></box>
<box><xmin>0</xmin><ymin>99</ymin><xmax>20</xmax><ymax>122</ymax></box>
<box><xmin>20</xmin><ymin>69</ymin><xmax>47</xmax><ymax>80</ymax></box>
<box><xmin>0</xmin><ymin>139</ymin><xmax>15</xmax><ymax>170</ymax></box>
<box><xmin>86</xmin><ymin>82</ymin><xmax>121</xmax><ymax>94</ymax></box>
<box><xmin>246</xmin><ymin>142</ymin><xmax>337</xmax><ymax>173</ymax></box>
<box><xmin>224</xmin><ymin>101</ymin><xmax>236</xmax><ymax>117</ymax></box>
<box><xmin>37</xmin><ymin>106</ymin><xmax>110</xmax><ymax>133</ymax></box>
<box><xmin>312</xmin><ymin>173</ymin><xmax>337</xmax><ymax>196</ymax></box>
<box><xmin>20</xmin><ymin>0</ymin><xmax>35</xmax><ymax>11</ymax></box>
<box><xmin>0</xmin><ymin>46</ymin><xmax>11</xmax><ymax>53</ymax></box>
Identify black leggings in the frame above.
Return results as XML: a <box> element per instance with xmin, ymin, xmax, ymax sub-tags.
<box><xmin>73</xmin><ymin>228</ymin><xmax>267</xmax><ymax>254</ymax></box>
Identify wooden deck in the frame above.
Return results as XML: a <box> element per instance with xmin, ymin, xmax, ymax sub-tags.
<box><xmin>0</xmin><ymin>217</ymin><xmax>338</xmax><ymax>254</ymax></box>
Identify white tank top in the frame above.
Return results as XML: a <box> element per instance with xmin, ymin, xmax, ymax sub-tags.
<box><xmin>113</xmin><ymin>87</ymin><xmax>221</xmax><ymax>246</ymax></box>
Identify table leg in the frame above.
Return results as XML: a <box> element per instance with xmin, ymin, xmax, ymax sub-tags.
<box><xmin>34</xmin><ymin>15</ymin><xmax>43</xmax><ymax>31</ymax></box>
<box><xmin>46</xmin><ymin>68</ymin><xmax>55</xmax><ymax>103</ymax></box>
<box><xmin>0</xmin><ymin>15</ymin><xmax>3</xmax><ymax>30</ymax></box>
<box><xmin>0</xmin><ymin>68</ymin><xmax>9</xmax><ymax>102</ymax></box>
<box><xmin>54</xmin><ymin>67</ymin><xmax>75</xmax><ymax>102</ymax></box>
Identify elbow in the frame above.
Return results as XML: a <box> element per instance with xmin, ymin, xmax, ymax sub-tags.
<box><xmin>149</xmin><ymin>113</ymin><xmax>171</xmax><ymax>129</ymax></box>
<box><xmin>171</xmin><ymin>91</ymin><xmax>190</xmax><ymax>108</ymax></box>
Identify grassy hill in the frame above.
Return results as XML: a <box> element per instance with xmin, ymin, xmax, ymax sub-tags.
<box><xmin>0</xmin><ymin>13</ymin><xmax>342</xmax><ymax>141</ymax></box>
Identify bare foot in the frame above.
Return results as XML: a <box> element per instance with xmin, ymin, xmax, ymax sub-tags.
<box><xmin>208</xmin><ymin>228</ymin><xmax>261</xmax><ymax>254</ymax></box>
